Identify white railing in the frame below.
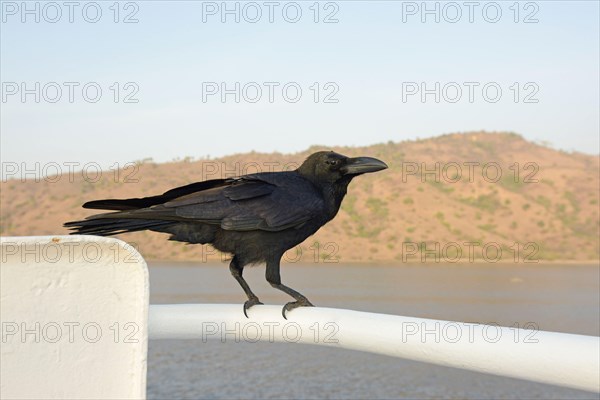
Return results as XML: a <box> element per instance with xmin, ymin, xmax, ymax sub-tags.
<box><xmin>150</xmin><ymin>304</ymin><xmax>600</xmax><ymax>393</ymax></box>
<box><xmin>2</xmin><ymin>236</ymin><xmax>599</xmax><ymax>399</ymax></box>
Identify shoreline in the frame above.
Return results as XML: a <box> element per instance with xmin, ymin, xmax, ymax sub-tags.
<box><xmin>145</xmin><ymin>258</ymin><xmax>600</xmax><ymax>267</ymax></box>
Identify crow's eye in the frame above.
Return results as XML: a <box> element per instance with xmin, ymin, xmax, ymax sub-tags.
<box><xmin>325</xmin><ymin>160</ymin><xmax>339</xmax><ymax>166</ymax></box>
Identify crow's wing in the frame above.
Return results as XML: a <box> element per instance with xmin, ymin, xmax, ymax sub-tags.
<box><xmin>167</xmin><ymin>174</ymin><xmax>324</xmax><ymax>231</ymax></box>
<box><xmin>90</xmin><ymin>174</ymin><xmax>325</xmax><ymax>232</ymax></box>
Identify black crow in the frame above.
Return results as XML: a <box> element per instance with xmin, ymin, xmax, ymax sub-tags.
<box><xmin>64</xmin><ymin>151</ymin><xmax>387</xmax><ymax>318</ymax></box>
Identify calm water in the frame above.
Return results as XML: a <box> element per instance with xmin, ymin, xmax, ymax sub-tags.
<box><xmin>147</xmin><ymin>262</ymin><xmax>599</xmax><ymax>399</ymax></box>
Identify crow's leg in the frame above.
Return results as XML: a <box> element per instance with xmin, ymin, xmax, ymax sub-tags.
<box><xmin>266</xmin><ymin>259</ymin><xmax>314</xmax><ymax>319</ymax></box>
<box><xmin>229</xmin><ymin>256</ymin><xmax>263</xmax><ymax>318</ymax></box>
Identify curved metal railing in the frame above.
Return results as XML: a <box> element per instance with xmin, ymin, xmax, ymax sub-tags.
<box><xmin>149</xmin><ymin>303</ymin><xmax>600</xmax><ymax>393</ymax></box>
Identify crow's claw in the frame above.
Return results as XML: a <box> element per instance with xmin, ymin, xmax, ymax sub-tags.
<box><xmin>282</xmin><ymin>298</ymin><xmax>314</xmax><ymax>319</ymax></box>
<box><xmin>243</xmin><ymin>298</ymin><xmax>263</xmax><ymax>318</ymax></box>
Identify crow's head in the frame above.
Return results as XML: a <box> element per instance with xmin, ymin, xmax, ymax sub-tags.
<box><xmin>297</xmin><ymin>151</ymin><xmax>388</xmax><ymax>184</ymax></box>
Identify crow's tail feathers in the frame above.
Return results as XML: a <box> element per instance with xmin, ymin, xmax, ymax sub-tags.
<box><xmin>66</xmin><ymin>193</ymin><xmax>180</xmax><ymax>236</ymax></box>
<box><xmin>65</xmin><ymin>178</ymin><xmax>230</xmax><ymax>237</ymax></box>
<box><xmin>64</xmin><ymin>217</ymin><xmax>173</xmax><ymax>236</ymax></box>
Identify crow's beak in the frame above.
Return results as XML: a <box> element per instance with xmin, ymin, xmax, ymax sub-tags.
<box><xmin>342</xmin><ymin>157</ymin><xmax>388</xmax><ymax>175</ymax></box>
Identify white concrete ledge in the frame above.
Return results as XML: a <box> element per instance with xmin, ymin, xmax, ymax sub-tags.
<box><xmin>1</xmin><ymin>236</ymin><xmax>149</xmax><ymax>400</ymax></box>
<box><xmin>149</xmin><ymin>304</ymin><xmax>600</xmax><ymax>393</ymax></box>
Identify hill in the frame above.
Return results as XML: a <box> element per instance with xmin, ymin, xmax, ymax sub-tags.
<box><xmin>1</xmin><ymin>132</ymin><xmax>598</xmax><ymax>263</ymax></box>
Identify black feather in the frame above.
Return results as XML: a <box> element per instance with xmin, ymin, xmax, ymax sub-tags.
<box><xmin>64</xmin><ymin>218</ymin><xmax>173</xmax><ymax>236</ymax></box>
<box><xmin>83</xmin><ymin>178</ymin><xmax>228</xmax><ymax>210</ymax></box>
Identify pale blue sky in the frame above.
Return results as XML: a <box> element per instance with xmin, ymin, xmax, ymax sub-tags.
<box><xmin>1</xmin><ymin>1</ymin><xmax>599</xmax><ymax>172</ymax></box>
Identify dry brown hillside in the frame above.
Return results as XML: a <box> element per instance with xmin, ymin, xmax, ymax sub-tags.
<box><xmin>1</xmin><ymin>132</ymin><xmax>598</xmax><ymax>263</ymax></box>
